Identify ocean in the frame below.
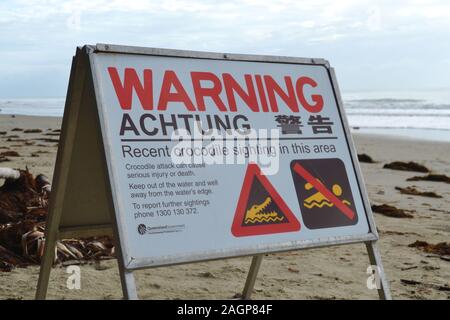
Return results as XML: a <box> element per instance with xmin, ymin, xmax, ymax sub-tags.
<box><xmin>343</xmin><ymin>89</ymin><xmax>450</xmax><ymax>142</ymax></box>
<box><xmin>1</xmin><ymin>89</ymin><xmax>449</xmax><ymax>142</ymax></box>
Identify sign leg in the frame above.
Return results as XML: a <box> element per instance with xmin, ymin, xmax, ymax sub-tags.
<box><xmin>117</xmin><ymin>266</ymin><xmax>138</xmax><ymax>300</ymax></box>
<box><xmin>242</xmin><ymin>255</ymin><xmax>263</xmax><ymax>299</ymax></box>
<box><xmin>365</xmin><ymin>241</ymin><xmax>392</xmax><ymax>300</ymax></box>
<box><xmin>35</xmin><ymin>232</ymin><xmax>57</xmax><ymax>299</ymax></box>
<box><xmin>36</xmin><ymin>50</ymin><xmax>88</xmax><ymax>299</ymax></box>
<box><xmin>113</xmin><ymin>226</ymin><xmax>138</xmax><ymax>299</ymax></box>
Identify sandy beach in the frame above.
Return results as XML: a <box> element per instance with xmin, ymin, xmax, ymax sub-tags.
<box><xmin>0</xmin><ymin>114</ymin><xmax>449</xmax><ymax>300</ymax></box>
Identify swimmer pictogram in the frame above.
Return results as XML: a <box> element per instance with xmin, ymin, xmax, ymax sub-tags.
<box><xmin>290</xmin><ymin>158</ymin><xmax>358</xmax><ymax>229</ymax></box>
<box><xmin>303</xmin><ymin>181</ymin><xmax>351</xmax><ymax>209</ymax></box>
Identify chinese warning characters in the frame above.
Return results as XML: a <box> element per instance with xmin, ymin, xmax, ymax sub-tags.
<box><xmin>274</xmin><ymin>115</ymin><xmax>334</xmax><ymax>135</ymax></box>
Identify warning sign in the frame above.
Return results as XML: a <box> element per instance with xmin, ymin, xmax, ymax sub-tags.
<box><xmin>36</xmin><ymin>45</ymin><xmax>390</xmax><ymax>300</ymax></box>
<box><xmin>291</xmin><ymin>158</ymin><xmax>358</xmax><ymax>229</ymax></box>
<box><xmin>231</xmin><ymin>164</ymin><xmax>300</xmax><ymax>237</ymax></box>
<box><xmin>60</xmin><ymin>44</ymin><xmax>375</xmax><ymax>270</ymax></box>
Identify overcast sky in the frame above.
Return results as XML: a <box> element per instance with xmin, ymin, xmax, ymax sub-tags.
<box><xmin>0</xmin><ymin>0</ymin><xmax>449</xmax><ymax>98</ymax></box>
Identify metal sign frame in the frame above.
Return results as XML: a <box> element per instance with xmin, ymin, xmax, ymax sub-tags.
<box><xmin>36</xmin><ymin>44</ymin><xmax>391</xmax><ymax>300</ymax></box>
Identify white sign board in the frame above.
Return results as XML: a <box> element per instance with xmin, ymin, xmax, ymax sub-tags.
<box><xmin>90</xmin><ymin>47</ymin><xmax>375</xmax><ymax>269</ymax></box>
<box><xmin>36</xmin><ymin>44</ymin><xmax>390</xmax><ymax>300</ymax></box>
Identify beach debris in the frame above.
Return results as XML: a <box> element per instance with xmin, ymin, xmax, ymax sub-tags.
<box><xmin>198</xmin><ymin>271</ymin><xmax>216</xmax><ymax>278</ymax></box>
<box><xmin>371</xmin><ymin>204</ymin><xmax>414</xmax><ymax>218</ymax></box>
<box><xmin>400</xmin><ymin>279</ymin><xmax>422</xmax><ymax>286</ymax></box>
<box><xmin>428</xmin><ymin>208</ymin><xmax>450</xmax><ymax>214</ymax></box>
<box><xmin>149</xmin><ymin>283</ymin><xmax>161</xmax><ymax>289</ymax></box>
<box><xmin>34</xmin><ymin>138</ymin><xmax>59</xmax><ymax>143</ymax></box>
<box><xmin>35</xmin><ymin>174</ymin><xmax>51</xmax><ymax>193</ymax></box>
<box><xmin>408</xmin><ymin>240</ymin><xmax>450</xmax><ymax>256</ymax></box>
<box><xmin>0</xmin><ymin>151</ymin><xmax>20</xmax><ymax>157</ymax></box>
<box><xmin>400</xmin><ymin>265</ymin><xmax>418</xmax><ymax>271</ymax></box>
<box><xmin>437</xmin><ymin>285</ymin><xmax>450</xmax><ymax>292</ymax></box>
<box><xmin>0</xmin><ymin>244</ymin><xmax>29</xmax><ymax>271</ymax></box>
<box><xmin>0</xmin><ymin>131</ymin><xmax>6</xmax><ymax>135</ymax></box>
<box><xmin>33</xmin><ymin>150</ymin><xmax>49</xmax><ymax>155</ymax></box>
<box><xmin>23</xmin><ymin>129</ymin><xmax>43</xmax><ymax>134</ymax></box>
<box><xmin>94</xmin><ymin>261</ymin><xmax>111</xmax><ymax>271</ymax></box>
<box><xmin>381</xmin><ymin>230</ymin><xmax>421</xmax><ymax>236</ymax></box>
<box><xmin>407</xmin><ymin>174</ymin><xmax>450</xmax><ymax>184</ymax></box>
<box><xmin>12</xmin><ymin>128</ymin><xmax>23</xmax><ymax>132</ymax></box>
<box><xmin>383</xmin><ymin>161</ymin><xmax>429</xmax><ymax>173</ymax></box>
<box><xmin>395</xmin><ymin>186</ymin><xmax>442</xmax><ymax>198</ymax></box>
<box><xmin>358</xmin><ymin>153</ymin><xmax>375</xmax><ymax>163</ymax></box>
<box><xmin>423</xmin><ymin>265</ymin><xmax>440</xmax><ymax>271</ymax></box>
<box><xmin>400</xmin><ymin>279</ymin><xmax>450</xmax><ymax>292</ymax></box>
<box><xmin>0</xmin><ymin>168</ymin><xmax>21</xmax><ymax>180</ymax></box>
<box><xmin>0</xmin><ymin>169</ymin><xmax>47</xmax><ymax>223</ymax></box>
<box><xmin>0</xmin><ymin>168</ymin><xmax>114</xmax><ymax>271</ymax></box>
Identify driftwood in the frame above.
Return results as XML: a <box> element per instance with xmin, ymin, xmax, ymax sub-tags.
<box><xmin>0</xmin><ymin>168</ymin><xmax>114</xmax><ymax>271</ymax></box>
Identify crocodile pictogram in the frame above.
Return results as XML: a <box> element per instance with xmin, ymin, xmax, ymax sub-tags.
<box><xmin>232</xmin><ymin>163</ymin><xmax>300</xmax><ymax>236</ymax></box>
<box><xmin>244</xmin><ymin>197</ymin><xmax>284</xmax><ymax>224</ymax></box>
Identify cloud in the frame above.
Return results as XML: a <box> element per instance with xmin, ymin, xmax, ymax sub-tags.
<box><xmin>0</xmin><ymin>0</ymin><xmax>449</xmax><ymax>97</ymax></box>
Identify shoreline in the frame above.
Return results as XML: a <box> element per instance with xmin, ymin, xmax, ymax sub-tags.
<box><xmin>352</xmin><ymin>127</ymin><xmax>450</xmax><ymax>143</ymax></box>
<box><xmin>1</xmin><ymin>113</ymin><xmax>449</xmax><ymax>142</ymax></box>
<box><xmin>0</xmin><ymin>114</ymin><xmax>449</xmax><ymax>299</ymax></box>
